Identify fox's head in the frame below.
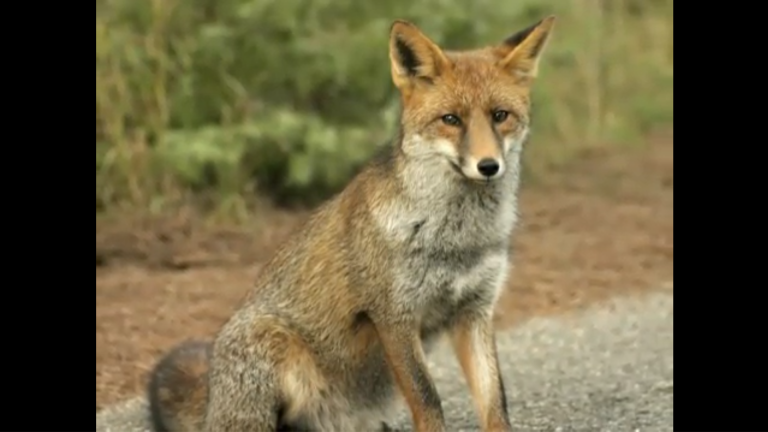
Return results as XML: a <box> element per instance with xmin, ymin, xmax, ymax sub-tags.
<box><xmin>389</xmin><ymin>17</ymin><xmax>555</xmax><ymax>183</ymax></box>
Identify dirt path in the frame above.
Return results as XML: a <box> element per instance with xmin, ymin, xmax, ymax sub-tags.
<box><xmin>96</xmin><ymin>132</ymin><xmax>673</xmax><ymax>410</ymax></box>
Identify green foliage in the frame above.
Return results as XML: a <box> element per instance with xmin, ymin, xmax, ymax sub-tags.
<box><xmin>96</xmin><ymin>0</ymin><xmax>673</xmax><ymax>211</ymax></box>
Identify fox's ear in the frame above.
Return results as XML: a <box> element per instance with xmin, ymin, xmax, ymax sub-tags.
<box><xmin>389</xmin><ymin>20</ymin><xmax>451</xmax><ymax>89</ymax></box>
<box><xmin>496</xmin><ymin>16</ymin><xmax>556</xmax><ymax>81</ymax></box>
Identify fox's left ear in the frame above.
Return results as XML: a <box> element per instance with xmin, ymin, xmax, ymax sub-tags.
<box><xmin>495</xmin><ymin>16</ymin><xmax>556</xmax><ymax>81</ymax></box>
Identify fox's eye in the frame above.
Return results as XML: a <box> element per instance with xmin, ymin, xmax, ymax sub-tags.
<box><xmin>492</xmin><ymin>110</ymin><xmax>509</xmax><ymax>123</ymax></box>
<box><xmin>441</xmin><ymin>114</ymin><xmax>462</xmax><ymax>126</ymax></box>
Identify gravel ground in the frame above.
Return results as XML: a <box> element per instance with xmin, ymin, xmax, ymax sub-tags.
<box><xmin>96</xmin><ymin>290</ymin><xmax>673</xmax><ymax>432</ymax></box>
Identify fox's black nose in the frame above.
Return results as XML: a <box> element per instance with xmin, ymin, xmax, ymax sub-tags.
<box><xmin>477</xmin><ymin>158</ymin><xmax>500</xmax><ymax>177</ymax></box>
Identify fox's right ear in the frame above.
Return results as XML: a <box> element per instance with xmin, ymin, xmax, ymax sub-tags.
<box><xmin>389</xmin><ymin>20</ymin><xmax>451</xmax><ymax>90</ymax></box>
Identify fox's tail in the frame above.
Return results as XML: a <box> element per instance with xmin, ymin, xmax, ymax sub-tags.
<box><xmin>147</xmin><ymin>340</ymin><xmax>211</xmax><ymax>432</ymax></box>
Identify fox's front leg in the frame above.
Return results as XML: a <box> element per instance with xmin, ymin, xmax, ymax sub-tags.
<box><xmin>450</xmin><ymin>313</ymin><xmax>512</xmax><ymax>432</ymax></box>
<box><xmin>374</xmin><ymin>315</ymin><xmax>446</xmax><ymax>432</ymax></box>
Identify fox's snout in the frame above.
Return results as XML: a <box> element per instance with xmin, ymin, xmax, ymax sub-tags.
<box><xmin>459</xmin><ymin>121</ymin><xmax>506</xmax><ymax>182</ymax></box>
<box><xmin>461</xmin><ymin>155</ymin><xmax>504</xmax><ymax>181</ymax></box>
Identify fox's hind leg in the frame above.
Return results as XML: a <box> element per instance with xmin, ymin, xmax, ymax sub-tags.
<box><xmin>204</xmin><ymin>316</ymin><xmax>328</xmax><ymax>431</ymax></box>
<box><xmin>204</xmin><ymin>360</ymin><xmax>281</xmax><ymax>431</ymax></box>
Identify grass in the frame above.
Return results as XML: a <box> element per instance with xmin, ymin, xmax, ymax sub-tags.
<box><xmin>95</xmin><ymin>0</ymin><xmax>673</xmax><ymax>218</ymax></box>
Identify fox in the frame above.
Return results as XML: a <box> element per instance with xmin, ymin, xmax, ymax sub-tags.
<box><xmin>147</xmin><ymin>16</ymin><xmax>556</xmax><ymax>432</ymax></box>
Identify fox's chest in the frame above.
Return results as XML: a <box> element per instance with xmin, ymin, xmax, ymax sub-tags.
<box><xmin>373</xmin><ymin>187</ymin><xmax>516</xmax><ymax>331</ymax></box>
<box><xmin>394</xmin><ymin>235</ymin><xmax>510</xmax><ymax>346</ymax></box>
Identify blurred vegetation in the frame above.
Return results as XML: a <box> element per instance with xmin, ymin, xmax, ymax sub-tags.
<box><xmin>96</xmin><ymin>0</ymin><xmax>673</xmax><ymax>216</ymax></box>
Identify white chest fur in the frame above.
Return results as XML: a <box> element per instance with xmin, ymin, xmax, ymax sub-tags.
<box><xmin>374</xmin><ymin>189</ymin><xmax>515</xmax><ymax>318</ymax></box>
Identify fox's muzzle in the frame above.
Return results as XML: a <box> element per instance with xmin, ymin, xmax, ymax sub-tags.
<box><xmin>461</xmin><ymin>116</ymin><xmax>505</xmax><ymax>181</ymax></box>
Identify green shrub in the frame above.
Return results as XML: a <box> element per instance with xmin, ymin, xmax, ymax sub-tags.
<box><xmin>96</xmin><ymin>0</ymin><xmax>673</xmax><ymax>211</ymax></box>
